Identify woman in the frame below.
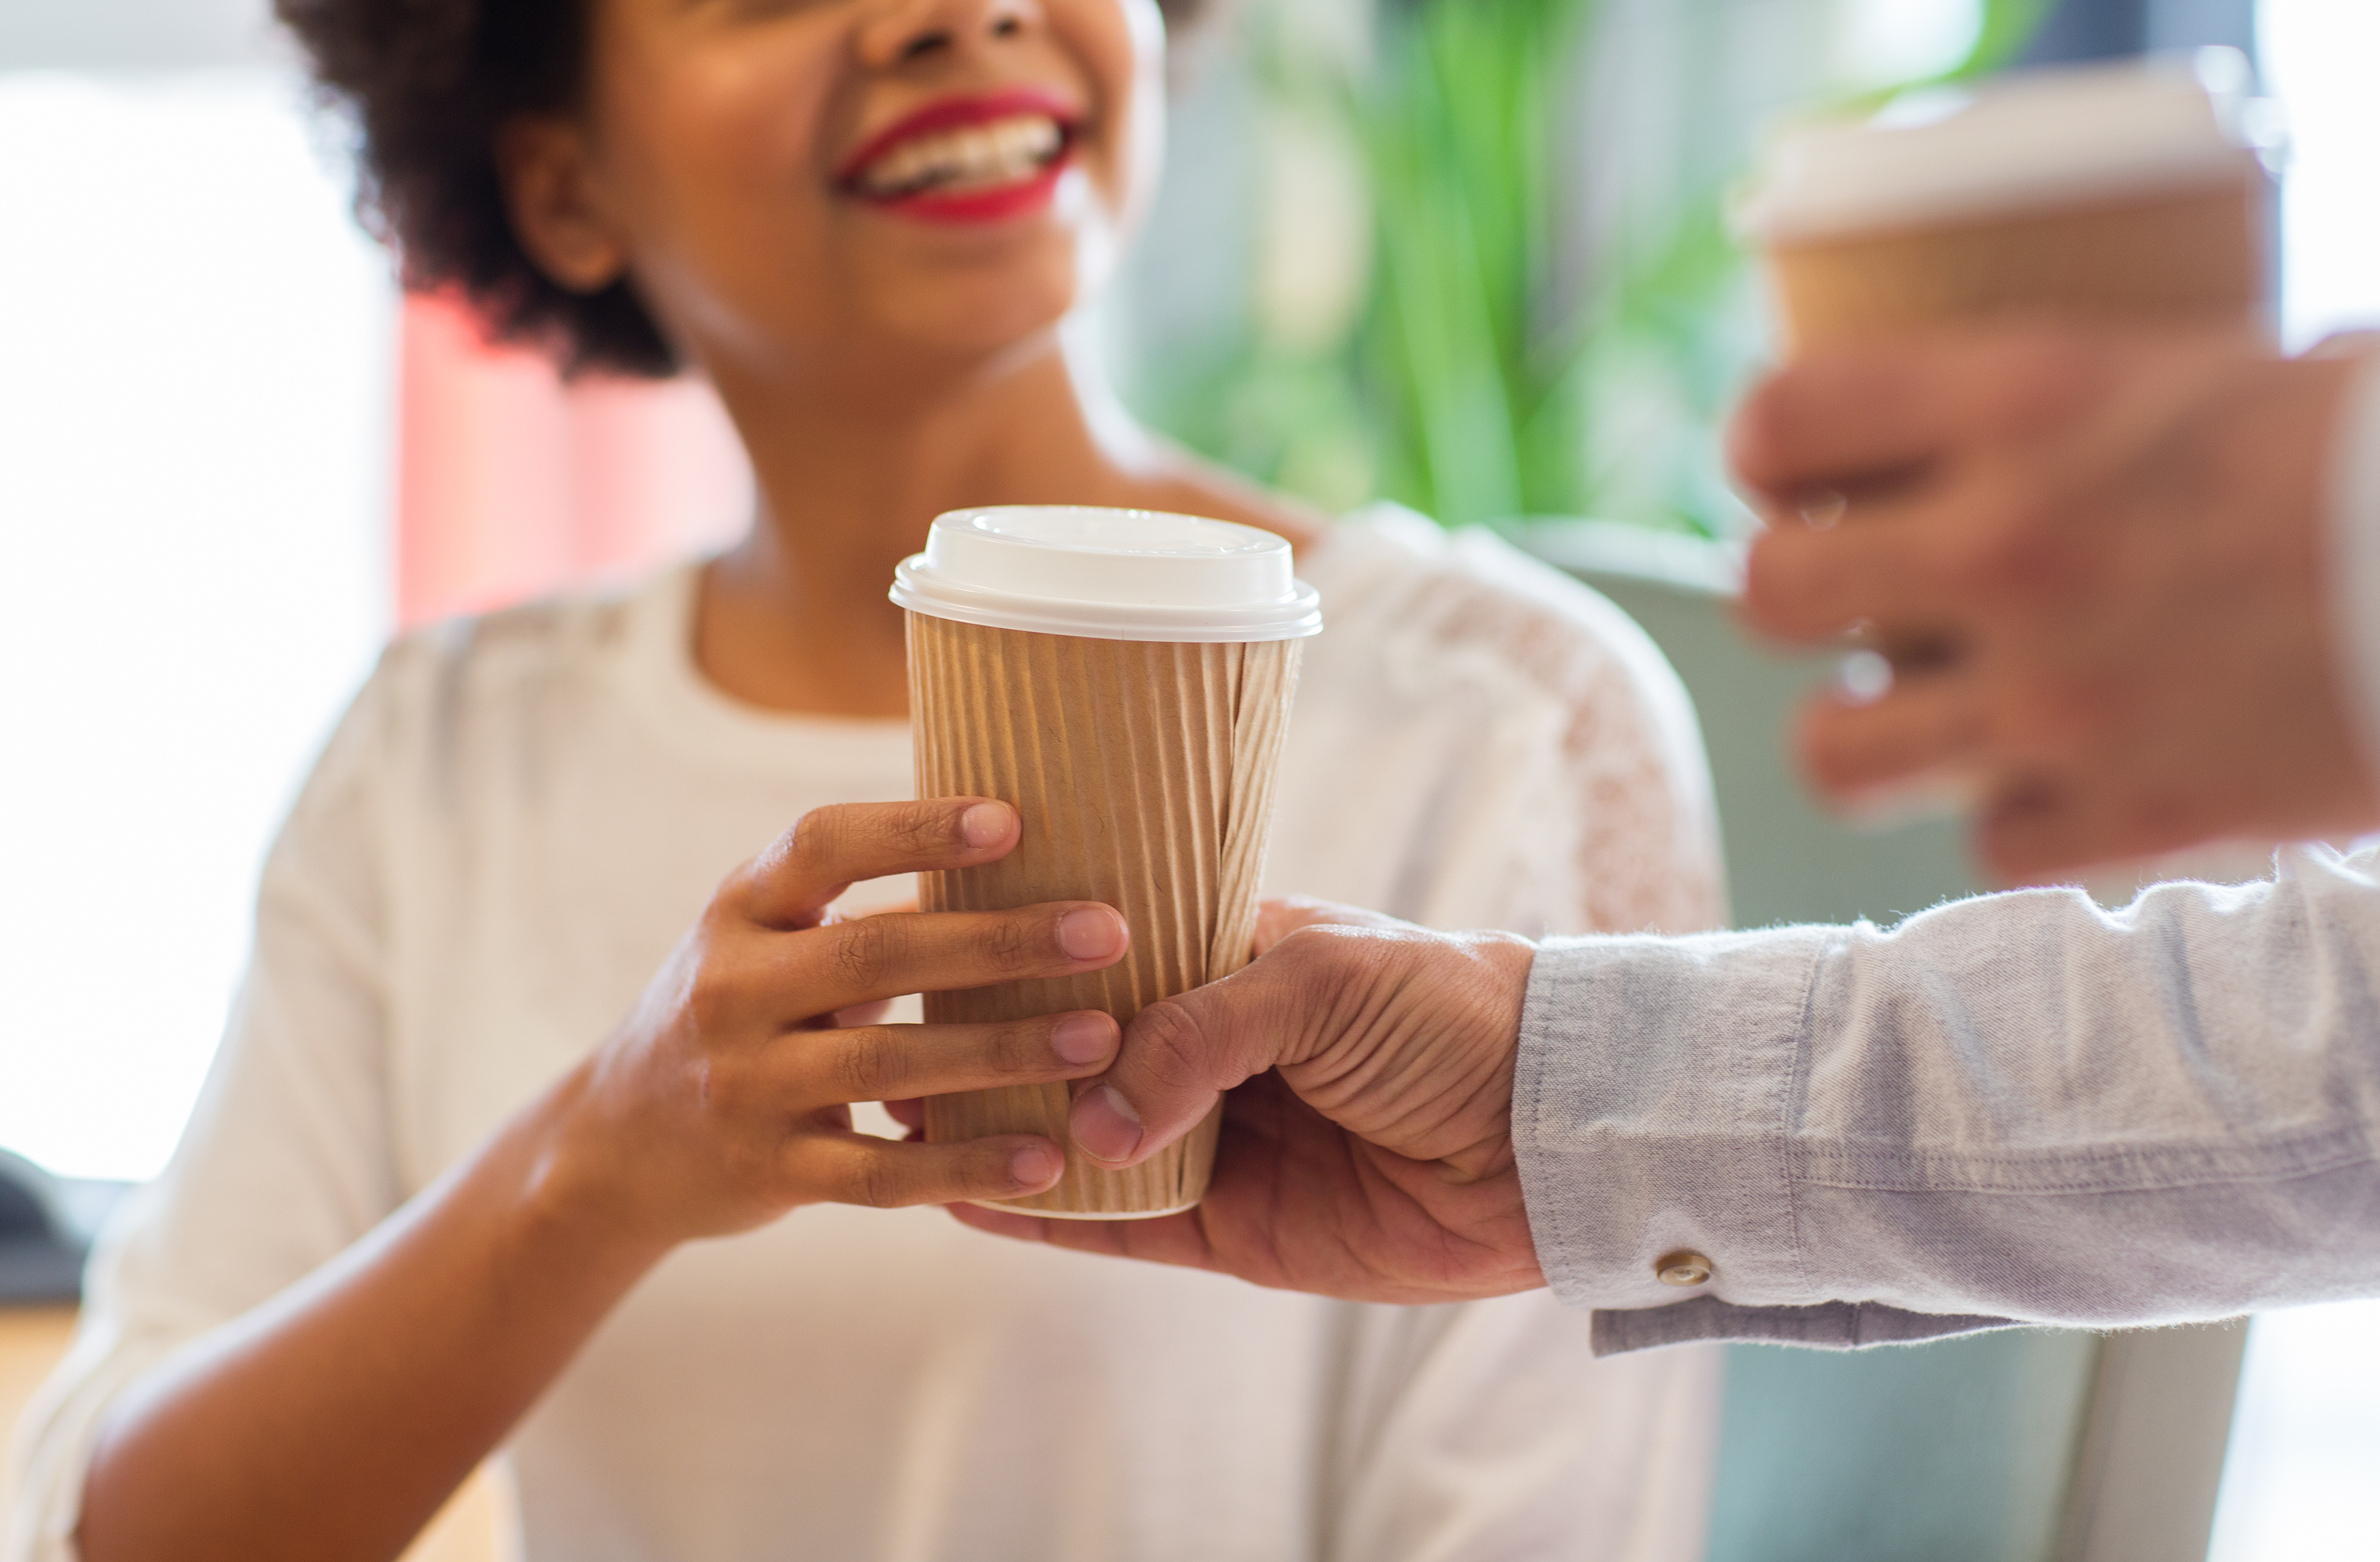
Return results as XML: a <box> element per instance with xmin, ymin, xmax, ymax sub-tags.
<box><xmin>10</xmin><ymin>1</ymin><xmax>1727</xmax><ymax>1558</ymax></box>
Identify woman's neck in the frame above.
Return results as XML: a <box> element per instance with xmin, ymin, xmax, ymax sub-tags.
<box><xmin>692</xmin><ymin>334</ymin><xmax>1325</xmax><ymax>719</ymax></box>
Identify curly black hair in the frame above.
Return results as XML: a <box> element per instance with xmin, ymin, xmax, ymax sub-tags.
<box><xmin>277</xmin><ymin>0</ymin><xmax>1215</xmax><ymax>377</ymax></box>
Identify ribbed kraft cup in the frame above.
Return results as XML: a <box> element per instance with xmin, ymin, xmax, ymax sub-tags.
<box><xmin>896</xmin><ymin>507</ymin><xmax>1319</xmax><ymax>1218</ymax></box>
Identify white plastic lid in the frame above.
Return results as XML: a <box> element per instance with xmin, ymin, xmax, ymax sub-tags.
<box><xmin>1739</xmin><ymin>50</ymin><xmax>2265</xmax><ymax>243</ymax></box>
<box><xmin>890</xmin><ymin>506</ymin><xmax>1324</xmax><ymax>643</ymax></box>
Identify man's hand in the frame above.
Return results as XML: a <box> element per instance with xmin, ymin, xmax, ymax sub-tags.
<box><xmin>946</xmin><ymin>900</ymin><xmax>1546</xmax><ymax>1304</ymax></box>
<box><xmin>1729</xmin><ymin>326</ymin><xmax>2380</xmax><ymax>882</ymax></box>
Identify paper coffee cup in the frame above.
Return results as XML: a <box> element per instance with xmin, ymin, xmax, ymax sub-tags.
<box><xmin>890</xmin><ymin>507</ymin><xmax>1323</xmax><ymax>1218</ymax></box>
<box><xmin>1739</xmin><ymin>51</ymin><xmax>2272</xmax><ymax>349</ymax></box>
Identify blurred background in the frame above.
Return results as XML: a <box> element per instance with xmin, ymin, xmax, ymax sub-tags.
<box><xmin>1</xmin><ymin>0</ymin><xmax>2377</xmax><ymax>1557</ymax></box>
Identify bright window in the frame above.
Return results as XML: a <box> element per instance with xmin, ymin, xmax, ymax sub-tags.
<box><xmin>2209</xmin><ymin>1300</ymin><xmax>2380</xmax><ymax>1556</ymax></box>
<box><xmin>0</xmin><ymin>68</ymin><xmax>393</xmax><ymax>1181</ymax></box>
<box><xmin>2265</xmin><ymin>0</ymin><xmax>2380</xmax><ymax>349</ymax></box>
<box><xmin>2204</xmin><ymin>1</ymin><xmax>2380</xmax><ymax>1554</ymax></box>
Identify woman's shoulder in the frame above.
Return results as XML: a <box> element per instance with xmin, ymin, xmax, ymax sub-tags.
<box><xmin>370</xmin><ymin>568</ymin><xmax>680</xmax><ymax>723</ymax></box>
<box><xmin>1285</xmin><ymin>507</ymin><xmax>1727</xmax><ymax>935</ymax></box>
<box><xmin>289</xmin><ymin>566</ymin><xmax>691</xmax><ymax>837</ymax></box>
<box><xmin>1301</xmin><ymin>505</ymin><xmax>1691</xmax><ymax>725</ymax></box>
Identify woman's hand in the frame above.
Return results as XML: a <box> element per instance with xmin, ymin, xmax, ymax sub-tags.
<box><xmin>538</xmin><ymin>796</ymin><xmax>1131</xmax><ymax>1258</ymax></box>
<box><xmin>80</xmin><ymin>795</ymin><xmax>1127</xmax><ymax>1562</ymax></box>
<box><xmin>949</xmin><ymin>899</ymin><xmax>1546</xmax><ymax>1305</ymax></box>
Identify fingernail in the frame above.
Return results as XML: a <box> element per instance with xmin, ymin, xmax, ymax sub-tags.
<box><xmin>1009</xmin><ymin>1142</ymin><xmax>1060</xmax><ymax>1190</ymax></box>
<box><xmin>1056</xmin><ymin>907</ymin><xmax>1124</xmax><ymax>962</ymax></box>
<box><xmin>1071</xmin><ymin>1085</ymin><xmax>1142</xmax><ymax>1164</ymax></box>
<box><xmin>960</xmin><ymin>802</ymin><xmax>1012</xmax><ymax>850</ymax></box>
<box><xmin>1050</xmin><ymin>1013</ymin><xmax>1116</xmax><ymax>1067</ymax></box>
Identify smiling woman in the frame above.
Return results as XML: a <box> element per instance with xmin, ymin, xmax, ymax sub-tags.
<box><xmin>275</xmin><ymin>0</ymin><xmax>1212</xmax><ymax>373</ymax></box>
<box><xmin>10</xmin><ymin>2</ymin><xmax>1727</xmax><ymax>1561</ymax></box>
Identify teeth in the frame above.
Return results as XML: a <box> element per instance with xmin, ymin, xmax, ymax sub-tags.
<box><xmin>857</xmin><ymin>114</ymin><xmax>1065</xmax><ymax>198</ymax></box>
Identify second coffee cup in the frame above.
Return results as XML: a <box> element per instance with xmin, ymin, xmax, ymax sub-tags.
<box><xmin>890</xmin><ymin>506</ymin><xmax>1324</xmax><ymax>1217</ymax></box>
<box><xmin>1740</xmin><ymin>52</ymin><xmax>2273</xmax><ymax>349</ymax></box>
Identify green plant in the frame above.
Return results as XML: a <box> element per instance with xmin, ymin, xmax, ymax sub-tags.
<box><xmin>1129</xmin><ymin>0</ymin><xmax>2055</xmax><ymax>535</ymax></box>
<box><xmin>1354</xmin><ymin>0</ymin><xmax>1587</xmax><ymax>531</ymax></box>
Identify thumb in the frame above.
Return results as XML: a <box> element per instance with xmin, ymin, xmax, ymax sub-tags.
<box><xmin>1068</xmin><ymin>957</ymin><xmax>1311</xmax><ymax>1170</ymax></box>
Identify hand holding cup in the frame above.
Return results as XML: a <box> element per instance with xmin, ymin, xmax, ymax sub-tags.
<box><xmin>1723</xmin><ymin>54</ymin><xmax>2380</xmax><ymax>877</ymax></box>
<box><xmin>950</xmin><ymin>898</ymin><xmax>1548</xmax><ymax>1305</ymax></box>
<box><xmin>894</xmin><ymin>506</ymin><xmax>1319</xmax><ymax>1219</ymax></box>
<box><xmin>535</xmin><ymin>798</ymin><xmax>1133</xmax><ymax>1257</ymax></box>
<box><xmin>1730</xmin><ymin>328</ymin><xmax>2380</xmax><ymax>880</ymax></box>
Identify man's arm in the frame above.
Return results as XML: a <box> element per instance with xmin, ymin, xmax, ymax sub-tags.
<box><xmin>1520</xmin><ymin>843</ymin><xmax>2380</xmax><ymax>1351</ymax></box>
<box><xmin>967</xmin><ymin>847</ymin><xmax>2380</xmax><ymax>1349</ymax></box>
<box><xmin>962</xmin><ymin>325</ymin><xmax>2380</xmax><ymax>1339</ymax></box>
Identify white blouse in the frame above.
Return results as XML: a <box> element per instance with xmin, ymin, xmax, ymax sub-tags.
<box><xmin>12</xmin><ymin>509</ymin><xmax>1727</xmax><ymax>1562</ymax></box>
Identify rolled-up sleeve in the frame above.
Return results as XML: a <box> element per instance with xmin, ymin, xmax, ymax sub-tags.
<box><xmin>1515</xmin><ymin>845</ymin><xmax>2380</xmax><ymax>1354</ymax></box>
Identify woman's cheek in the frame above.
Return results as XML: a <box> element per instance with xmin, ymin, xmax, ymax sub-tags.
<box><xmin>1064</xmin><ymin>0</ymin><xmax>1165</xmax><ymax>253</ymax></box>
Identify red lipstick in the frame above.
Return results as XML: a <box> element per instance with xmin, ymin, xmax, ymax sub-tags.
<box><xmin>837</xmin><ymin>88</ymin><xmax>1081</xmax><ymax>225</ymax></box>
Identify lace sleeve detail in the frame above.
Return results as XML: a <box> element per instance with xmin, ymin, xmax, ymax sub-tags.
<box><xmin>1398</xmin><ymin>531</ymin><xmax>1729</xmax><ymax>937</ymax></box>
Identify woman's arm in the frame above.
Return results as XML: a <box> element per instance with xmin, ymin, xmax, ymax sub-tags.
<box><xmin>79</xmin><ymin>1078</ymin><xmax>653</xmax><ymax>1562</ymax></box>
<box><xmin>76</xmin><ymin>797</ymin><xmax>1131</xmax><ymax>1562</ymax></box>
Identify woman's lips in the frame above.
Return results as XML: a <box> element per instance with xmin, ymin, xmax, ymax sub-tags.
<box><xmin>837</xmin><ymin>89</ymin><xmax>1082</xmax><ymax>225</ymax></box>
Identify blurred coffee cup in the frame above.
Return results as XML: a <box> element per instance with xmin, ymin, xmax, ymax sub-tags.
<box><xmin>1740</xmin><ymin>49</ymin><xmax>2276</xmax><ymax>350</ymax></box>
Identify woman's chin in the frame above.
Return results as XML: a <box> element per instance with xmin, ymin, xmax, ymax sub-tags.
<box><xmin>834</xmin><ymin>198</ymin><xmax>1114</xmax><ymax>357</ymax></box>
<box><xmin>871</xmin><ymin>274</ymin><xmax>1082</xmax><ymax>366</ymax></box>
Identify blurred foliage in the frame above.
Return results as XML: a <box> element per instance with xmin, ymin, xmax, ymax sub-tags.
<box><xmin>1360</xmin><ymin>0</ymin><xmax>1579</xmax><ymax>531</ymax></box>
<box><xmin>1126</xmin><ymin>0</ymin><xmax>2053</xmax><ymax>535</ymax></box>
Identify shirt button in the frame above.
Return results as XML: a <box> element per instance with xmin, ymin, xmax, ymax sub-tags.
<box><xmin>1655</xmin><ymin>1250</ymin><xmax>1713</xmax><ymax>1287</ymax></box>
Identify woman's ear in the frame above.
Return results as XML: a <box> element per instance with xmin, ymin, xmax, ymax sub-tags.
<box><xmin>495</xmin><ymin>116</ymin><xmax>630</xmax><ymax>295</ymax></box>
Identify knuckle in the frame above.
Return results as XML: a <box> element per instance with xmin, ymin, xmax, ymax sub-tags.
<box><xmin>990</xmin><ymin>1017</ymin><xmax>1046</xmax><ymax>1070</ymax></box>
<box><xmin>691</xmin><ymin>1051</ymin><xmax>747</xmax><ymax>1116</ymax></box>
<box><xmin>826</xmin><ymin>914</ymin><xmax>900</xmax><ymax>990</ymax></box>
<box><xmin>1984</xmin><ymin>330</ymin><xmax>2088</xmax><ymax>424</ymax></box>
<box><xmin>828</xmin><ymin>1026</ymin><xmax>903</xmax><ymax>1100</ymax></box>
<box><xmin>681</xmin><ymin>965</ymin><xmax>741</xmax><ymax>1035</ymax></box>
<box><xmin>784</xmin><ymin>807</ymin><xmax>844</xmax><ymax>869</ymax></box>
<box><xmin>897</xmin><ymin>803</ymin><xmax>954</xmax><ymax>856</ymax></box>
<box><xmin>2013</xmin><ymin>679</ymin><xmax>2108</xmax><ymax>747</ymax></box>
<box><xmin>689</xmin><ymin>898</ymin><xmax>747</xmax><ymax>961</ymax></box>
<box><xmin>1738</xmin><ymin>533</ymin><xmax>1809</xmax><ymax>627</ymax></box>
<box><xmin>1938</xmin><ymin>502</ymin><xmax>2046</xmax><ymax>598</ymax></box>
<box><xmin>1723</xmin><ymin>379</ymin><xmax>1787</xmax><ymax>482</ymax></box>
<box><xmin>847</xmin><ymin>1153</ymin><xmax>911</xmax><ymax>1210</ymax></box>
<box><xmin>726</xmin><ymin>1124</ymin><xmax>782</xmax><ymax>1187</ymax></box>
<box><xmin>1270</xmin><ymin>923</ymin><xmax>1334</xmax><ymax>963</ymax></box>
<box><xmin>1939</xmin><ymin>693</ymin><xmax>1990</xmax><ymax>755</ymax></box>
<box><xmin>984</xmin><ymin>911</ymin><xmax>1046</xmax><ymax>972</ymax></box>
<box><xmin>1277</xmin><ymin>920</ymin><xmax>1381</xmax><ymax>971</ymax></box>
<box><xmin>1125</xmin><ymin>996</ymin><xmax>1217</xmax><ymax>1091</ymax></box>
<box><xmin>1267</xmin><ymin>924</ymin><xmax>1341</xmax><ymax>987</ymax></box>
<box><xmin>1798</xmin><ymin>705</ymin><xmax>1856</xmax><ymax>779</ymax></box>
<box><xmin>712</xmin><ymin>858</ymin><xmax>762</xmax><ymax>913</ymax></box>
